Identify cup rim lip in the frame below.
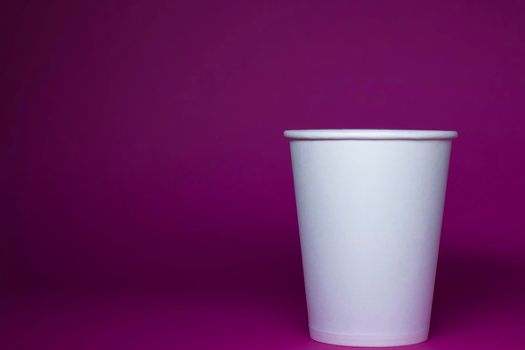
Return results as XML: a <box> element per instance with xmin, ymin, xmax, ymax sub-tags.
<box><xmin>284</xmin><ymin>129</ymin><xmax>458</xmax><ymax>140</ymax></box>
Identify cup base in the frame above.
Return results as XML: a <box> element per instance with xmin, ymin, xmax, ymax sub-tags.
<box><xmin>309</xmin><ymin>327</ymin><xmax>428</xmax><ymax>347</ymax></box>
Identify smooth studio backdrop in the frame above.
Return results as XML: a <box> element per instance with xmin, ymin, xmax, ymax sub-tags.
<box><xmin>2</xmin><ymin>1</ymin><xmax>525</xmax><ymax>349</ymax></box>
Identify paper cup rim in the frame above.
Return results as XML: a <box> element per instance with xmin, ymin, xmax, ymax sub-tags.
<box><xmin>284</xmin><ymin>129</ymin><xmax>458</xmax><ymax>140</ymax></box>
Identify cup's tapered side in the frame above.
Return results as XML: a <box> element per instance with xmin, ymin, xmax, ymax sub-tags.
<box><xmin>289</xmin><ymin>139</ymin><xmax>453</xmax><ymax>347</ymax></box>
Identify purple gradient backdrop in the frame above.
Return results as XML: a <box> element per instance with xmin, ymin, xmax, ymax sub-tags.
<box><xmin>2</xmin><ymin>1</ymin><xmax>524</xmax><ymax>349</ymax></box>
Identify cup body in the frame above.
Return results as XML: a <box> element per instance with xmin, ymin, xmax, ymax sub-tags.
<box><xmin>286</xmin><ymin>129</ymin><xmax>457</xmax><ymax>347</ymax></box>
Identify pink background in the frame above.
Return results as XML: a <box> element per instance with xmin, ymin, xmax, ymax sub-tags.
<box><xmin>2</xmin><ymin>0</ymin><xmax>524</xmax><ymax>349</ymax></box>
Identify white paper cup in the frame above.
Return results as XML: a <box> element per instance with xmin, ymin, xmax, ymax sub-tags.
<box><xmin>285</xmin><ymin>129</ymin><xmax>458</xmax><ymax>347</ymax></box>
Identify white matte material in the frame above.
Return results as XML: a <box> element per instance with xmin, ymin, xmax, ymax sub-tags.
<box><xmin>286</xmin><ymin>129</ymin><xmax>457</xmax><ymax>347</ymax></box>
